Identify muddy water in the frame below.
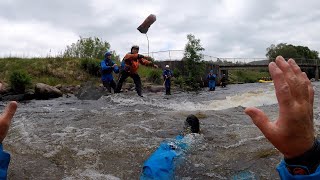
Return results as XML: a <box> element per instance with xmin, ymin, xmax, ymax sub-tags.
<box><xmin>1</xmin><ymin>82</ymin><xmax>320</xmax><ymax>180</ymax></box>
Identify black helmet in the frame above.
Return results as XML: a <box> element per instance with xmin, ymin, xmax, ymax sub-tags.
<box><xmin>131</xmin><ymin>45</ymin><xmax>139</xmax><ymax>52</ymax></box>
<box><xmin>184</xmin><ymin>114</ymin><xmax>200</xmax><ymax>134</ymax></box>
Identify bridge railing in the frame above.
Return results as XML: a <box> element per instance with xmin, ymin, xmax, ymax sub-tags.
<box><xmin>142</xmin><ymin>50</ymin><xmax>320</xmax><ymax>66</ymax></box>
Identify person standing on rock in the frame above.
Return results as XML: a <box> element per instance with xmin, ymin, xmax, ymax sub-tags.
<box><xmin>163</xmin><ymin>65</ymin><xmax>173</xmax><ymax>95</ymax></box>
<box><xmin>100</xmin><ymin>51</ymin><xmax>119</xmax><ymax>93</ymax></box>
<box><xmin>115</xmin><ymin>45</ymin><xmax>158</xmax><ymax>97</ymax></box>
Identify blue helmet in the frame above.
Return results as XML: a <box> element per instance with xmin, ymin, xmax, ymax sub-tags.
<box><xmin>104</xmin><ymin>51</ymin><xmax>112</xmax><ymax>57</ymax></box>
<box><xmin>210</xmin><ymin>70</ymin><xmax>213</xmax><ymax>73</ymax></box>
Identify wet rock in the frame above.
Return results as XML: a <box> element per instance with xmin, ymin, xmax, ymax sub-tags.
<box><xmin>24</xmin><ymin>89</ymin><xmax>35</xmax><ymax>100</ymax></box>
<box><xmin>75</xmin><ymin>81</ymin><xmax>106</xmax><ymax>100</ymax></box>
<box><xmin>55</xmin><ymin>84</ymin><xmax>62</xmax><ymax>89</ymax></box>
<box><xmin>1</xmin><ymin>93</ymin><xmax>25</xmax><ymax>101</ymax></box>
<box><xmin>145</xmin><ymin>85</ymin><xmax>164</xmax><ymax>93</ymax></box>
<box><xmin>35</xmin><ymin>83</ymin><xmax>63</xmax><ymax>100</ymax></box>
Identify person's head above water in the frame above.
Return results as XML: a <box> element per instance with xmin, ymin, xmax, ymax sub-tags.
<box><xmin>184</xmin><ymin>114</ymin><xmax>200</xmax><ymax>134</ymax></box>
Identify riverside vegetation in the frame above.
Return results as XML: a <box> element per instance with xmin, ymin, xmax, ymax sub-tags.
<box><xmin>2</xmin><ymin>36</ymin><xmax>317</xmax><ymax>95</ymax></box>
<box><xmin>0</xmin><ymin>57</ymin><xmax>270</xmax><ymax>93</ymax></box>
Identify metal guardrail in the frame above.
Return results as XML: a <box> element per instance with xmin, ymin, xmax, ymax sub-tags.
<box><xmin>142</xmin><ymin>50</ymin><xmax>320</xmax><ymax>66</ymax></box>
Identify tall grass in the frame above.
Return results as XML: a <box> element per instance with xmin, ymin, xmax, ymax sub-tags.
<box><xmin>0</xmin><ymin>58</ymin><xmax>272</xmax><ymax>90</ymax></box>
<box><xmin>0</xmin><ymin>57</ymin><xmax>92</xmax><ymax>86</ymax></box>
<box><xmin>229</xmin><ymin>69</ymin><xmax>270</xmax><ymax>83</ymax></box>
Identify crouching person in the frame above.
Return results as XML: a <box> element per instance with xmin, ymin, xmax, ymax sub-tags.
<box><xmin>100</xmin><ymin>51</ymin><xmax>119</xmax><ymax>93</ymax></box>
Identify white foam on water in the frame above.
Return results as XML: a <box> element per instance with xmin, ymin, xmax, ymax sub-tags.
<box><xmin>108</xmin><ymin>95</ymin><xmax>208</xmax><ymax>111</ymax></box>
<box><xmin>125</xmin><ymin>124</ymin><xmax>154</xmax><ymax>133</ymax></box>
<box><xmin>63</xmin><ymin>169</ymin><xmax>120</xmax><ymax>180</ymax></box>
<box><xmin>208</xmin><ymin>88</ymin><xmax>277</xmax><ymax>110</ymax></box>
<box><xmin>43</xmin><ymin>146</ymin><xmax>62</xmax><ymax>158</ymax></box>
<box><xmin>11</xmin><ymin>116</ymin><xmax>33</xmax><ymax>143</ymax></box>
<box><xmin>223</xmin><ymin>136</ymin><xmax>265</xmax><ymax>149</ymax></box>
<box><xmin>205</xmin><ymin>173</ymin><xmax>228</xmax><ymax>179</ymax></box>
<box><xmin>70</xmin><ymin>107</ymin><xmax>83</xmax><ymax>111</ymax></box>
<box><xmin>80</xmin><ymin>169</ymin><xmax>121</xmax><ymax>180</ymax></box>
<box><xmin>107</xmin><ymin>86</ymin><xmax>277</xmax><ymax>111</ymax></box>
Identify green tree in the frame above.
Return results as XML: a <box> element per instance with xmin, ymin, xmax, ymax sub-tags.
<box><xmin>266</xmin><ymin>43</ymin><xmax>319</xmax><ymax>60</ymax></box>
<box><xmin>63</xmin><ymin>37</ymin><xmax>112</xmax><ymax>59</ymax></box>
<box><xmin>183</xmin><ymin>34</ymin><xmax>205</xmax><ymax>90</ymax></box>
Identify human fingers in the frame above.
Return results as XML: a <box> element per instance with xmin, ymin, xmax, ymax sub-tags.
<box><xmin>0</xmin><ymin>101</ymin><xmax>18</xmax><ymax>125</ymax></box>
<box><xmin>287</xmin><ymin>59</ymin><xmax>309</xmax><ymax>102</ymax></box>
<box><xmin>302</xmin><ymin>72</ymin><xmax>314</xmax><ymax>106</ymax></box>
<box><xmin>301</xmin><ymin>72</ymin><xmax>314</xmax><ymax>120</ymax></box>
<box><xmin>269</xmin><ymin>62</ymin><xmax>292</xmax><ymax>107</ymax></box>
<box><xmin>275</xmin><ymin>57</ymin><xmax>305</xmax><ymax>99</ymax></box>
<box><xmin>245</xmin><ymin>107</ymin><xmax>273</xmax><ymax>139</ymax></box>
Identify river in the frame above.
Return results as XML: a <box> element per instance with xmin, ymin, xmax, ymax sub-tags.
<box><xmin>2</xmin><ymin>82</ymin><xmax>320</xmax><ymax>180</ymax></box>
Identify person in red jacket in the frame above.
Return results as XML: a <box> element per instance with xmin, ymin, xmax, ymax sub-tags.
<box><xmin>115</xmin><ymin>45</ymin><xmax>158</xmax><ymax>97</ymax></box>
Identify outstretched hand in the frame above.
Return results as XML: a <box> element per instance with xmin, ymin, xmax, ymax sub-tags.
<box><xmin>245</xmin><ymin>56</ymin><xmax>314</xmax><ymax>159</ymax></box>
<box><xmin>0</xmin><ymin>84</ymin><xmax>18</xmax><ymax>143</ymax></box>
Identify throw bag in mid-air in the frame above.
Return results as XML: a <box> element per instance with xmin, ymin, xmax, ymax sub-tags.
<box><xmin>137</xmin><ymin>14</ymin><xmax>156</xmax><ymax>34</ymax></box>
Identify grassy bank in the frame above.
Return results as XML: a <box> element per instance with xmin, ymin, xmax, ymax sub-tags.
<box><xmin>0</xmin><ymin>58</ymin><xmax>271</xmax><ymax>90</ymax></box>
<box><xmin>228</xmin><ymin>69</ymin><xmax>270</xmax><ymax>83</ymax></box>
<box><xmin>0</xmin><ymin>57</ymin><xmax>96</xmax><ymax>86</ymax></box>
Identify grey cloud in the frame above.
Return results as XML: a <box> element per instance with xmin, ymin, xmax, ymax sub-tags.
<box><xmin>1</xmin><ymin>0</ymin><xmax>320</xmax><ymax>58</ymax></box>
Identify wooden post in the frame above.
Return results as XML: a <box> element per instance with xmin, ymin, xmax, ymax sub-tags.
<box><xmin>315</xmin><ymin>66</ymin><xmax>319</xmax><ymax>81</ymax></box>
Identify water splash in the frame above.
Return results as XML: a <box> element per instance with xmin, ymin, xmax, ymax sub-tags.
<box><xmin>106</xmin><ymin>87</ymin><xmax>277</xmax><ymax>111</ymax></box>
<box><xmin>208</xmin><ymin>89</ymin><xmax>277</xmax><ymax>110</ymax></box>
<box><xmin>223</xmin><ymin>136</ymin><xmax>265</xmax><ymax>149</ymax></box>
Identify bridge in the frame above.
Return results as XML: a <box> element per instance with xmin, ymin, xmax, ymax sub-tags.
<box><xmin>218</xmin><ymin>59</ymin><xmax>320</xmax><ymax>80</ymax></box>
<box><xmin>145</xmin><ymin>50</ymin><xmax>320</xmax><ymax>80</ymax></box>
<box><xmin>156</xmin><ymin>58</ymin><xmax>320</xmax><ymax>81</ymax></box>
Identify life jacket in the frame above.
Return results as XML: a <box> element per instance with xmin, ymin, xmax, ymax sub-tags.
<box><xmin>101</xmin><ymin>60</ymin><xmax>114</xmax><ymax>74</ymax></box>
<box><xmin>207</xmin><ymin>74</ymin><xmax>216</xmax><ymax>80</ymax></box>
<box><xmin>163</xmin><ymin>70</ymin><xmax>173</xmax><ymax>80</ymax></box>
<box><xmin>122</xmin><ymin>53</ymin><xmax>152</xmax><ymax>74</ymax></box>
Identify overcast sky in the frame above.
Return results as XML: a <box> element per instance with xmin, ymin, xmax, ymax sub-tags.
<box><xmin>1</xmin><ymin>0</ymin><xmax>320</xmax><ymax>60</ymax></box>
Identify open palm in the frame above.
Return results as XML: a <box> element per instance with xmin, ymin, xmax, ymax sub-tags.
<box><xmin>245</xmin><ymin>56</ymin><xmax>314</xmax><ymax>158</ymax></box>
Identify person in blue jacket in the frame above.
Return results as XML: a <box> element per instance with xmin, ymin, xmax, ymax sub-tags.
<box><xmin>0</xmin><ymin>83</ymin><xmax>18</xmax><ymax>179</ymax></box>
<box><xmin>207</xmin><ymin>70</ymin><xmax>216</xmax><ymax>91</ymax></box>
<box><xmin>100</xmin><ymin>51</ymin><xmax>119</xmax><ymax>93</ymax></box>
<box><xmin>140</xmin><ymin>114</ymin><xmax>200</xmax><ymax>179</ymax></box>
<box><xmin>163</xmin><ymin>65</ymin><xmax>173</xmax><ymax>95</ymax></box>
<box><xmin>245</xmin><ymin>56</ymin><xmax>320</xmax><ymax>179</ymax></box>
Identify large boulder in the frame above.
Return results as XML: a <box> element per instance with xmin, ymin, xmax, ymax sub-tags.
<box><xmin>75</xmin><ymin>81</ymin><xmax>106</xmax><ymax>100</ymax></box>
<box><xmin>35</xmin><ymin>83</ymin><xmax>63</xmax><ymax>100</ymax></box>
